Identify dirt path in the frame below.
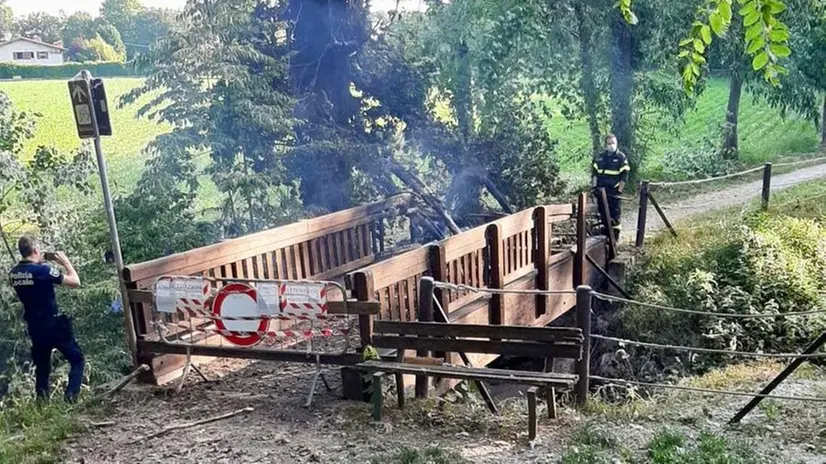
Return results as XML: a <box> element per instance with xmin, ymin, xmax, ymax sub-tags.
<box><xmin>62</xmin><ymin>357</ymin><xmax>826</xmax><ymax>463</ymax></box>
<box><xmin>621</xmin><ymin>162</ymin><xmax>826</xmax><ymax>242</ymax></box>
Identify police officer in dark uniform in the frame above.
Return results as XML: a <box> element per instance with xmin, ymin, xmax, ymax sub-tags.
<box><xmin>9</xmin><ymin>236</ymin><xmax>84</xmax><ymax>402</ymax></box>
<box><xmin>591</xmin><ymin>134</ymin><xmax>631</xmax><ymax>241</ymax></box>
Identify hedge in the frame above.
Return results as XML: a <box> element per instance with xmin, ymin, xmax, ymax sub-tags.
<box><xmin>0</xmin><ymin>62</ymin><xmax>142</xmax><ymax>79</ymax></box>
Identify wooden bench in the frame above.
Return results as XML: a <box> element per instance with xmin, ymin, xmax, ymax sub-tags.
<box><xmin>355</xmin><ymin>320</ymin><xmax>583</xmax><ymax>440</ymax></box>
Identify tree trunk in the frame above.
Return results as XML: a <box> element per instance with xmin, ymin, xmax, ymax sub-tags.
<box><xmin>722</xmin><ymin>68</ymin><xmax>743</xmax><ymax>159</ymax></box>
<box><xmin>821</xmin><ymin>94</ymin><xmax>826</xmax><ymax>148</ymax></box>
<box><xmin>609</xmin><ymin>12</ymin><xmax>634</xmax><ymax>172</ymax></box>
<box><xmin>574</xmin><ymin>3</ymin><xmax>601</xmax><ymax>156</ymax></box>
<box><xmin>456</xmin><ymin>40</ymin><xmax>472</xmax><ymax>144</ymax></box>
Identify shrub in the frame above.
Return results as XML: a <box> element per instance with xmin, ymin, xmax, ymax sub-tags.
<box><xmin>0</xmin><ymin>62</ymin><xmax>140</xmax><ymax>80</ymax></box>
<box><xmin>659</xmin><ymin>145</ymin><xmax>740</xmax><ymax>182</ymax></box>
<box><xmin>624</xmin><ymin>212</ymin><xmax>826</xmax><ymax>370</ymax></box>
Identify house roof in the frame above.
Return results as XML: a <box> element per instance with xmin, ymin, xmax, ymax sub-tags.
<box><xmin>0</xmin><ymin>37</ymin><xmax>66</xmax><ymax>52</ymax></box>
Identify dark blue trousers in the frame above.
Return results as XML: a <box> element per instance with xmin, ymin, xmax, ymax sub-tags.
<box><xmin>28</xmin><ymin>315</ymin><xmax>85</xmax><ymax>402</ymax></box>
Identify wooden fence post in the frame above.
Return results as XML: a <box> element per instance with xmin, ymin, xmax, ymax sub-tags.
<box><xmin>575</xmin><ymin>285</ymin><xmax>592</xmax><ymax>407</ymax></box>
<box><xmin>534</xmin><ymin>207</ymin><xmax>550</xmax><ymax>317</ymax></box>
<box><xmin>598</xmin><ymin>188</ymin><xmax>617</xmax><ymax>260</ymax></box>
<box><xmin>574</xmin><ymin>193</ymin><xmax>587</xmax><ymax>288</ymax></box>
<box><xmin>415</xmin><ymin>276</ymin><xmax>435</xmax><ymax>398</ymax></box>
<box><xmin>762</xmin><ymin>162</ymin><xmax>772</xmax><ymax>210</ymax></box>
<box><xmin>352</xmin><ymin>271</ymin><xmax>375</xmax><ymax>349</ymax></box>
<box><xmin>428</xmin><ymin>244</ymin><xmax>448</xmax><ymax>316</ymax></box>
<box><xmin>486</xmin><ymin>223</ymin><xmax>504</xmax><ymax>325</ymax></box>
<box><xmin>636</xmin><ymin>181</ymin><xmax>649</xmax><ymax>248</ymax></box>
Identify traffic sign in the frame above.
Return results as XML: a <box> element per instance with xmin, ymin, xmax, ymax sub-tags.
<box><xmin>68</xmin><ymin>76</ymin><xmax>96</xmax><ymax>139</ymax></box>
<box><xmin>90</xmin><ymin>78</ymin><xmax>112</xmax><ymax>136</ymax></box>
<box><xmin>212</xmin><ymin>283</ymin><xmax>269</xmax><ymax>347</ymax></box>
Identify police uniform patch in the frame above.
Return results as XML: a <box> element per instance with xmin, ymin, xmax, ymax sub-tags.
<box><xmin>49</xmin><ymin>267</ymin><xmax>60</xmax><ymax>278</ymax></box>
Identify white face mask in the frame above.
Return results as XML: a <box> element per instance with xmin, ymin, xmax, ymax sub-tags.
<box><xmin>606</xmin><ymin>143</ymin><xmax>617</xmax><ymax>153</ymax></box>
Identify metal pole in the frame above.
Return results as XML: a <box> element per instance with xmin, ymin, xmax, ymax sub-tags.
<box><xmin>83</xmin><ymin>70</ymin><xmax>138</xmax><ymax>366</ymax></box>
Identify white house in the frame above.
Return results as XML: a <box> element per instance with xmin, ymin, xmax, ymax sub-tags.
<box><xmin>0</xmin><ymin>37</ymin><xmax>65</xmax><ymax>66</ymax></box>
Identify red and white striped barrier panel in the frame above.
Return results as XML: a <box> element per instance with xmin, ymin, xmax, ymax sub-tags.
<box><xmin>165</xmin><ymin>321</ymin><xmax>351</xmax><ymax>339</ymax></box>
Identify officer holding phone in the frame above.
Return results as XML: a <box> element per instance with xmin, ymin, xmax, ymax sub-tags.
<box><xmin>9</xmin><ymin>236</ymin><xmax>84</xmax><ymax>402</ymax></box>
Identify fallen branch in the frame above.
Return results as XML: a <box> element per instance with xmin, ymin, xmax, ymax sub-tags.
<box><xmin>94</xmin><ymin>364</ymin><xmax>150</xmax><ymax>399</ymax></box>
<box><xmin>129</xmin><ymin>407</ymin><xmax>254</xmax><ymax>444</ymax></box>
<box><xmin>90</xmin><ymin>421</ymin><xmax>116</xmax><ymax>428</ymax></box>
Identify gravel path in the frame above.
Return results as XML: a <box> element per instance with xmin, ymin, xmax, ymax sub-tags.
<box><xmin>621</xmin><ymin>162</ymin><xmax>826</xmax><ymax>242</ymax></box>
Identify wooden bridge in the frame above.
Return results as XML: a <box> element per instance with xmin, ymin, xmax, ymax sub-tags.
<box><xmin>123</xmin><ymin>193</ymin><xmax>610</xmax><ymax>386</ymax></box>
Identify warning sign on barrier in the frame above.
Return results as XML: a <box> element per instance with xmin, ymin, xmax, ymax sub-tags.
<box><xmin>279</xmin><ymin>282</ymin><xmax>328</xmax><ymax>315</ymax></box>
<box><xmin>256</xmin><ymin>282</ymin><xmax>281</xmax><ymax>316</ymax></box>
<box><xmin>212</xmin><ymin>282</ymin><xmax>268</xmax><ymax>347</ymax></box>
<box><xmin>154</xmin><ymin>277</ymin><xmax>209</xmax><ymax>314</ymax></box>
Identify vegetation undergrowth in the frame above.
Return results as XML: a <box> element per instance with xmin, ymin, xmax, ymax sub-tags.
<box><xmin>620</xmin><ymin>179</ymin><xmax>826</xmax><ymax>378</ymax></box>
<box><xmin>558</xmin><ymin>425</ymin><xmax>765</xmax><ymax>464</ymax></box>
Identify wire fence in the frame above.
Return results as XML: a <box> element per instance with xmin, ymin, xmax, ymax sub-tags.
<box><xmin>590</xmin><ymin>376</ymin><xmax>826</xmax><ymax>402</ymax></box>
<box><xmin>592</xmin><ymin>292</ymin><xmax>826</xmax><ymax>318</ymax></box>
<box><xmin>592</xmin><ymin>334</ymin><xmax>826</xmax><ymax>359</ymax></box>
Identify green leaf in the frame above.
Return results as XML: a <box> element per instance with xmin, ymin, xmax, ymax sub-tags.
<box><xmin>710</xmin><ymin>12</ymin><xmax>724</xmax><ymax>35</ymax></box>
<box><xmin>679</xmin><ymin>37</ymin><xmax>693</xmax><ymax>46</ymax></box>
<box><xmin>627</xmin><ymin>11</ymin><xmax>639</xmax><ymax>25</ymax></box>
<box><xmin>694</xmin><ymin>39</ymin><xmax>706</xmax><ymax>53</ymax></box>
<box><xmin>720</xmin><ymin>1</ymin><xmax>733</xmax><ymax>21</ymax></box>
<box><xmin>770</xmin><ymin>44</ymin><xmax>791</xmax><ymax>57</ymax></box>
<box><xmin>692</xmin><ymin>52</ymin><xmax>707</xmax><ymax>64</ymax></box>
<box><xmin>691</xmin><ymin>62</ymin><xmax>701</xmax><ymax>76</ymax></box>
<box><xmin>701</xmin><ymin>25</ymin><xmax>712</xmax><ymax>44</ymax></box>
<box><xmin>747</xmin><ymin>37</ymin><xmax>765</xmax><ymax>54</ymax></box>
<box><xmin>744</xmin><ymin>10</ymin><xmax>761</xmax><ymax>26</ymax></box>
<box><xmin>770</xmin><ymin>1</ymin><xmax>786</xmax><ymax>13</ymax></box>
<box><xmin>746</xmin><ymin>24</ymin><xmax>762</xmax><ymax>40</ymax></box>
<box><xmin>678</xmin><ymin>50</ymin><xmax>690</xmax><ymax>58</ymax></box>
<box><xmin>769</xmin><ymin>28</ymin><xmax>789</xmax><ymax>41</ymax></box>
<box><xmin>739</xmin><ymin>2</ymin><xmax>756</xmax><ymax>16</ymax></box>
<box><xmin>752</xmin><ymin>51</ymin><xmax>770</xmax><ymax>70</ymax></box>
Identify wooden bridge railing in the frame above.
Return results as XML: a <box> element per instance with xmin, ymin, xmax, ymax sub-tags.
<box><xmin>123</xmin><ymin>194</ymin><xmax>412</xmax><ymax>382</ymax></box>
<box><xmin>346</xmin><ymin>204</ymin><xmax>592</xmax><ymax>350</ymax></box>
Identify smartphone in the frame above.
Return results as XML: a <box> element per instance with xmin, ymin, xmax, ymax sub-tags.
<box><xmin>44</xmin><ymin>252</ymin><xmax>58</xmax><ymax>261</ymax></box>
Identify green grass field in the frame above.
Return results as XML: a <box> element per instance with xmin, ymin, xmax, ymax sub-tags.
<box><xmin>545</xmin><ymin>77</ymin><xmax>820</xmax><ymax>186</ymax></box>
<box><xmin>1</xmin><ymin>77</ymin><xmax>820</xmax><ymax>201</ymax></box>
<box><xmin>0</xmin><ymin>78</ymin><xmax>172</xmax><ymax>196</ymax></box>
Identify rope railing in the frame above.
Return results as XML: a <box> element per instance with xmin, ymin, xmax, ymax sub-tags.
<box><xmin>647</xmin><ymin>156</ymin><xmax>826</xmax><ymax>189</ymax></box>
<box><xmin>590</xmin><ymin>375</ymin><xmax>826</xmax><ymax>402</ymax></box>
<box><xmin>432</xmin><ymin>281</ymin><xmax>578</xmax><ymax>296</ymax></box>
<box><xmin>592</xmin><ymin>334</ymin><xmax>826</xmax><ymax>359</ymax></box>
<box><xmin>648</xmin><ymin>165</ymin><xmax>765</xmax><ymax>188</ymax></box>
<box><xmin>592</xmin><ymin>292</ymin><xmax>826</xmax><ymax>318</ymax></box>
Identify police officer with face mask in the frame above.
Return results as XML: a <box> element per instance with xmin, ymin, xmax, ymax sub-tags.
<box><xmin>9</xmin><ymin>236</ymin><xmax>84</xmax><ymax>402</ymax></box>
<box><xmin>591</xmin><ymin>134</ymin><xmax>630</xmax><ymax>241</ymax></box>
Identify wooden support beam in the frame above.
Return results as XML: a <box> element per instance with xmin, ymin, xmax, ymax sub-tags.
<box><xmin>585</xmin><ymin>254</ymin><xmax>632</xmax><ymax>300</ymax></box>
<box><xmin>647</xmin><ymin>192</ymin><xmax>677</xmax><ymax>238</ymax></box>
<box><xmin>527</xmin><ymin>386</ymin><xmax>538</xmax><ymax>440</ymax></box>
<box><xmin>729</xmin><ymin>331</ymin><xmax>826</xmax><ymax>424</ymax></box>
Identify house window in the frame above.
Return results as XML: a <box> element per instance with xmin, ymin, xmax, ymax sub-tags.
<box><xmin>37</xmin><ymin>51</ymin><xmax>49</xmax><ymax>59</ymax></box>
<box><xmin>13</xmin><ymin>52</ymin><xmax>34</xmax><ymax>60</ymax></box>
